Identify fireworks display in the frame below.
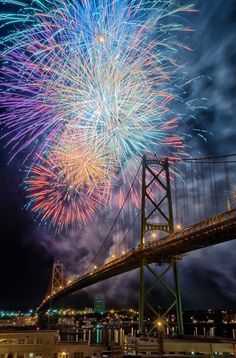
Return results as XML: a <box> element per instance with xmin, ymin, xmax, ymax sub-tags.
<box><xmin>0</xmin><ymin>0</ymin><xmax>194</xmax><ymax>230</ymax></box>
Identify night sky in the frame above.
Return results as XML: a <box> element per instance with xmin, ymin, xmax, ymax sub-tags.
<box><xmin>0</xmin><ymin>0</ymin><xmax>236</xmax><ymax>311</ymax></box>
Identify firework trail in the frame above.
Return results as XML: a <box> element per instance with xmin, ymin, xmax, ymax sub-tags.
<box><xmin>0</xmin><ymin>0</ymin><xmax>195</xmax><ymax>229</ymax></box>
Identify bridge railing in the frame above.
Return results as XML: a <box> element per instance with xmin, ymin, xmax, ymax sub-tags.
<box><xmin>142</xmin><ymin>208</ymin><xmax>236</xmax><ymax>250</ymax></box>
<box><xmin>171</xmin><ymin>207</ymin><xmax>236</xmax><ymax>240</ymax></box>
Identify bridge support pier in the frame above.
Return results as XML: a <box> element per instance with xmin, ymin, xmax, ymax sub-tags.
<box><xmin>37</xmin><ymin>311</ymin><xmax>47</xmax><ymax>329</ymax></box>
<box><xmin>139</xmin><ymin>156</ymin><xmax>184</xmax><ymax>336</ymax></box>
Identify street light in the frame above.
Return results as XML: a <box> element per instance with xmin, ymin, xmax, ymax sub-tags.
<box><xmin>156</xmin><ymin>319</ymin><xmax>164</xmax><ymax>356</ymax></box>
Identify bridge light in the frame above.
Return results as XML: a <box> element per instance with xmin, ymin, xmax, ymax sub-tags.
<box><xmin>112</xmin><ymin>254</ymin><xmax>115</xmax><ymax>259</ymax></box>
<box><xmin>176</xmin><ymin>224</ymin><xmax>182</xmax><ymax>230</ymax></box>
<box><xmin>122</xmin><ymin>251</ymin><xmax>125</xmax><ymax>255</ymax></box>
<box><xmin>94</xmin><ymin>265</ymin><xmax>97</xmax><ymax>269</ymax></box>
<box><xmin>151</xmin><ymin>233</ymin><xmax>157</xmax><ymax>239</ymax></box>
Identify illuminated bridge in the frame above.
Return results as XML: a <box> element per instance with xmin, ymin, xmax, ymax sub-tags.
<box><xmin>37</xmin><ymin>154</ymin><xmax>236</xmax><ymax>335</ymax></box>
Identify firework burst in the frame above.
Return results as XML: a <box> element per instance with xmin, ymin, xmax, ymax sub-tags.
<box><xmin>55</xmin><ymin>130</ymin><xmax>115</xmax><ymax>189</ymax></box>
<box><xmin>0</xmin><ymin>0</ymin><xmax>193</xmax><ymax>160</ymax></box>
<box><xmin>24</xmin><ymin>150</ymin><xmax>111</xmax><ymax>230</ymax></box>
<box><xmin>0</xmin><ymin>0</ymin><xmax>195</xmax><ymax>229</ymax></box>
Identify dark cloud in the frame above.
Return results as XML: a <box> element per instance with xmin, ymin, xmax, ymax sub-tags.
<box><xmin>183</xmin><ymin>0</ymin><xmax>236</xmax><ymax>156</ymax></box>
<box><xmin>181</xmin><ymin>242</ymin><xmax>236</xmax><ymax>309</ymax></box>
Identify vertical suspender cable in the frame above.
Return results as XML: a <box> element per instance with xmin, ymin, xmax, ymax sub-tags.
<box><xmin>212</xmin><ymin>163</ymin><xmax>218</xmax><ymax>213</ymax></box>
<box><xmin>183</xmin><ymin>163</ymin><xmax>188</xmax><ymax>227</ymax></box>
<box><xmin>185</xmin><ymin>163</ymin><xmax>190</xmax><ymax>226</ymax></box>
<box><xmin>224</xmin><ymin>162</ymin><xmax>231</xmax><ymax>210</ymax></box>
<box><xmin>196</xmin><ymin>162</ymin><xmax>201</xmax><ymax>221</ymax></box>
<box><xmin>191</xmin><ymin>163</ymin><xmax>196</xmax><ymax>223</ymax></box>
<box><xmin>209</xmin><ymin>162</ymin><xmax>215</xmax><ymax>216</ymax></box>
<box><xmin>174</xmin><ymin>166</ymin><xmax>178</xmax><ymax>227</ymax></box>
<box><xmin>200</xmin><ymin>162</ymin><xmax>207</xmax><ymax>219</ymax></box>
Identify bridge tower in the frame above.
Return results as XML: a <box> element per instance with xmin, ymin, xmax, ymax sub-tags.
<box><xmin>48</xmin><ymin>261</ymin><xmax>65</xmax><ymax>296</ymax></box>
<box><xmin>38</xmin><ymin>261</ymin><xmax>65</xmax><ymax>328</ymax></box>
<box><xmin>139</xmin><ymin>156</ymin><xmax>184</xmax><ymax>336</ymax></box>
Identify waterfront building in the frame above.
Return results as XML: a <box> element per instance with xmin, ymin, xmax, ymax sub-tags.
<box><xmin>0</xmin><ymin>331</ymin><xmax>104</xmax><ymax>358</ymax></box>
<box><xmin>0</xmin><ymin>330</ymin><xmax>235</xmax><ymax>358</ymax></box>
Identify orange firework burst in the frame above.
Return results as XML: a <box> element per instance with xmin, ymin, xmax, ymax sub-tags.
<box><xmin>24</xmin><ymin>146</ymin><xmax>112</xmax><ymax>231</ymax></box>
<box><xmin>55</xmin><ymin>130</ymin><xmax>115</xmax><ymax>189</ymax></box>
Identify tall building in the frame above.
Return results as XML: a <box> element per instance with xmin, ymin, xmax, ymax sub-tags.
<box><xmin>94</xmin><ymin>295</ymin><xmax>106</xmax><ymax>314</ymax></box>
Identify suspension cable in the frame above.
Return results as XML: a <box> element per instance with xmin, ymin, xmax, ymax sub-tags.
<box><xmin>179</xmin><ymin>153</ymin><xmax>236</xmax><ymax>161</ymax></box>
<box><xmin>85</xmin><ymin>162</ymin><xmax>142</xmax><ymax>271</ymax></box>
<box><xmin>182</xmin><ymin>160</ymin><xmax>236</xmax><ymax>164</ymax></box>
<box><xmin>118</xmin><ymin>210</ymin><xmax>140</xmax><ymax>248</ymax></box>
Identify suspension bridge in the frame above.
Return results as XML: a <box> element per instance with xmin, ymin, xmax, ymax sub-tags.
<box><xmin>37</xmin><ymin>154</ymin><xmax>236</xmax><ymax>336</ymax></box>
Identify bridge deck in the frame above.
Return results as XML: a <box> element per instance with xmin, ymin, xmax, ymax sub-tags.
<box><xmin>37</xmin><ymin>209</ymin><xmax>236</xmax><ymax>313</ymax></box>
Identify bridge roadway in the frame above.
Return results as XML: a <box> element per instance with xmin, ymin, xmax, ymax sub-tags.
<box><xmin>37</xmin><ymin>208</ymin><xmax>236</xmax><ymax>313</ymax></box>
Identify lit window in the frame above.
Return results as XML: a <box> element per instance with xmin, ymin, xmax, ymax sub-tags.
<box><xmin>58</xmin><ymin>353</ymin><xmax>69</xmax><ymax>358</ymax></box>
<box><xmin>27</xmin><ymin>339</ymin><xmax>34</xmax><ymax>344</ymax></box>
<box><xmin>36</xmin><ymin>339</ymin><xmax>44</xmax><ymax>345</ymax></box>
<box><xmin>0</xmin><ymin>340</ymin><xmax>7</xmax><ymax>345</ymax></box>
